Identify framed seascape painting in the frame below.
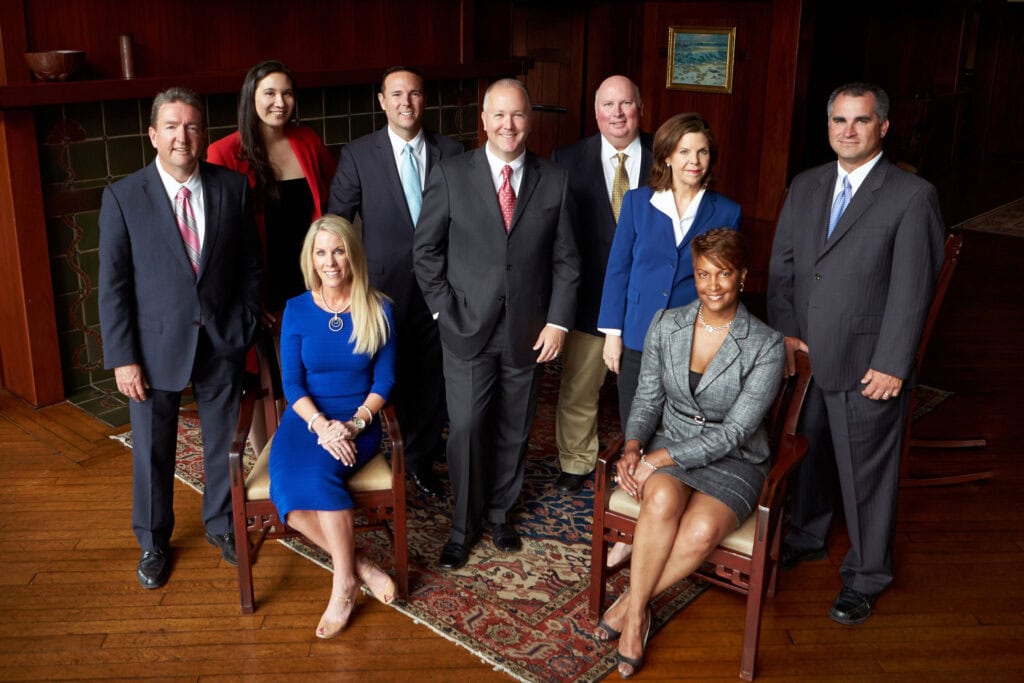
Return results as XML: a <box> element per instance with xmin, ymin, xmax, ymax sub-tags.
<box><xmin>666</xmin><ymin>26</ymin><xmax>736</xmax><ymax>94</ymax></box>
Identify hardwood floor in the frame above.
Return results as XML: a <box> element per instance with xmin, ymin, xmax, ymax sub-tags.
<box><xmin>1</xmin><ymin>230</ymin><xmax>1022</xmax><ymax>681</ymax></box>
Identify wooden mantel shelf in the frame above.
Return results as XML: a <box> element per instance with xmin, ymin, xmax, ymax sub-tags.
<box><xmin>0</xmin><ymin>59</ymin><xmax>530</xmax><ymax>109</ymax></box>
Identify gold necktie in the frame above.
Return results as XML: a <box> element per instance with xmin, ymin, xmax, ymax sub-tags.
<box><xmin>611</xmin><ymin>152</ymin><xmax>629</xmax><ymax>222</ymax></box>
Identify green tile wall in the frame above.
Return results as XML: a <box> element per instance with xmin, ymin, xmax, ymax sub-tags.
<box><xmin>37</xmin><ymin>79</ymin><xmax>479</xmax><ymax>398</ymax></box>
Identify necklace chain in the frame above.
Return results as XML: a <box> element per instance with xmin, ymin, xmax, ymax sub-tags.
<box><xmin>697</xmin><ymin>304</ymin><xmax>734</xmax><ymax>333</ymax></box>
<box><xmin>320</xmin><ymin>289</ymin><xmax>351</xmax><ymax>333</ymax></box>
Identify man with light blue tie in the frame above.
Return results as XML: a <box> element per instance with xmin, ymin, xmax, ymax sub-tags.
<box><xmin>768</xmin><ymin>82</ymin><xmax>944</xmax><ymax>625</ymax></box>
<box><xmin>328</xmin><ymin>66</ymin><xmax>464</xmax><ymax>498</ymax></box>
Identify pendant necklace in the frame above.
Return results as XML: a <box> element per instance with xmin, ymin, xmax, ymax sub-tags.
<box><xmin>320</xmin><ymin>289</ymin><xmax>351</xmax><ymax>332</ymax></box>
<box><xmin>697</xmin><ymin>304</ymin><xmax>734</xmax><ymax>333</ymax></box>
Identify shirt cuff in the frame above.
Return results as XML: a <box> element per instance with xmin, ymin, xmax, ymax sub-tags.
<box><xmin>546</xmin><ymin>323</ymin><xmax>568</xmax><ymax>333</ymax></box>
<box><xmin>597</xmin><ymin>328</ymin><xmax>622</xmax><ymax>336</ymax></box>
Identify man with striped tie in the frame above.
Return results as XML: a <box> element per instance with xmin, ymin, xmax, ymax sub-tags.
<box><xmin>99</xmin><ymin>86</ymin><xmax>262</xmax><ymax>589</ymax></box>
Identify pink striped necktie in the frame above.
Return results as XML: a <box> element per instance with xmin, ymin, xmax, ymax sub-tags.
<box><xmin>498</xmin><ymin>164</ymin><xmax>516</xmax><ymax>232</ymax></box>
<box><xmin>175</xmin><ymin>186</ymin><xmax>200</xmax><ymax>275</ymax></box>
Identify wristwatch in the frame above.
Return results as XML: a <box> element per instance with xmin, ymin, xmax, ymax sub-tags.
<box><xmin>351</xmin><ymin>416</ymin><xmax>367</xmax><ymax>432</ymax></box>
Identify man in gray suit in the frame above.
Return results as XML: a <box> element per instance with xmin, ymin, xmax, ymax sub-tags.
<box><xmin>100</xmin><ymin>87</ymin><xmax>262</xmax><ymax>588</ymax></box>
<box><xmin>768</xmin><ymin>82</ymin><xmax>944</xmax><ymax>624</ymax></box>
<box><xmin>414</xmin><ymin>79</ymin><xmax>580</xmax><ymax>569</ymax></box>
<box><xmin>551</xmin><ymin>75</ymin><xmax>653</xmax><ymax>494</ymax></box>
<box><xmin>328</xmin><ymin>66</ymin><xmax>464</xmax><ymax>498</ymax></box>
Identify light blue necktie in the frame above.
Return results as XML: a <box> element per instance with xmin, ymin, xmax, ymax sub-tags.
<box><xmin>400</xmin><ymin>143</ymin><xmax>422</xmax><ymax>226</ymax></box>
<box><xmin>827</xmin><ymin>175</ymin><xmax>852</xmax><ymax>239</ymax></box>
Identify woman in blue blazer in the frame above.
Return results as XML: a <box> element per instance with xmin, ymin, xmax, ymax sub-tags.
<box><xmin>598</xmin><ymin>113</ymin><xmax>740</xmax><ymax>428</ymax></box>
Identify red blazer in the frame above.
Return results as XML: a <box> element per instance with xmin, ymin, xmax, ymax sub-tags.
<box><xmin>206</xmin><ymin>125</ymin><xmax>336</xmax><ymax>239</ymax></box>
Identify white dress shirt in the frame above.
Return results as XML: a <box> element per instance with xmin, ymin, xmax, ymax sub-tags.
<box><xmin>833</xmin><ymin>151</ymin><xmax>883</xmax><ymax>203</ymax></box>
<box><xmin>484</xmin><ymin>145</ymin><xmax>525</xmax><ymax>194</ymax></box>
<box><xmin>387</xmin><ymin>126</ymin><xmax>427</xmax><ymax>189</ymax></box>
<box><xmin>600</xmin><ymin>135</ymin><xmax>643</xmax><ymax>199</ymax></box>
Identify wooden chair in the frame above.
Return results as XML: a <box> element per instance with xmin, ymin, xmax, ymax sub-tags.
<box><xmin>227</xmin><ymin>333</ymin><xmax>409</xmax><ymax>614</ymax></box>
<box><xmin>900</xmin><ymin>232</ymin><xmax>992</xmax><ymax>487</ymax></box>
<box><xmin>589</xmin><ymin>351</ymin><xmax>812</xmax><ymax>681</ymax></box>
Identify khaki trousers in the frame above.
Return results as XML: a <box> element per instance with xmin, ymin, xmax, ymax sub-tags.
<box><xmin>555</xmin><ymin>330</ymin><xmax>608</xmax><ymax>474</ymax></box>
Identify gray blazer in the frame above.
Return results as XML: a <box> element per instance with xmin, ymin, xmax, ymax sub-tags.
<box><xmin>626</xmin><ymin>301</ymin><xmax>785</xmax><ymax>469</ymax></box>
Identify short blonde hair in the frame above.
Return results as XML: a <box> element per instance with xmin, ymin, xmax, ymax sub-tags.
<box><xmin>299</xmin><ymin>215</ymin><xmax>390</xmax><ymax>355</ymax></box>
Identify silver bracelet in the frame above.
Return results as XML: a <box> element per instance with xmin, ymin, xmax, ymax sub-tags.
<box><xmin>640</xmin><ymin>454</ymin><xmax>658</xmax><ymax>472</ymax></box>
<box><xmin>357</xmin><ymin>404</ymin><xmax>373</xmax><ymax>423</ymax></box>
<box><xmin>307</xmin><ymin>412</ymin><xmax>324</xmax><ymax>433</ymax></box>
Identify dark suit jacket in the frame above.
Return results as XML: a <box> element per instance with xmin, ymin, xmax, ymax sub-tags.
<box><xmin>99</xmin><ymin>160</ymin><xmax>262</xmax><ymax>390</ymax></box>
<box><xmin>767</xmin><ymin>157</ymin><xmax>945</xmax><ymax>391</ymax></box>
<box><xmin>598</xmin><ymin>186</ymin><xmax>742</xmax><ymax>351</ymax></box>
<box><xmin>413</xmin><ymin>147</ymin><xmax>581</xmax><ymax>367</ymax></box>
<box><xmin>552</xmin><ymin>132</ymin><xmax>653</xmax><ymax>335</ymax></box>
<box><xmin>328</xmin><ymin>126</ymin><xmax>464</xmax><ymax>324</ymax></box>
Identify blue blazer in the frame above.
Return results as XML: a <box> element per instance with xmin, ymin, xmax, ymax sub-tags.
<box><xmin>598</xmin><ymin>185</ymin><xmax>741</xmax><ymax>351</ymax></box>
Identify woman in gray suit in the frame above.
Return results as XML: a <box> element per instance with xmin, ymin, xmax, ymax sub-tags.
<box><xmin>594</xmin><ymin>229</ymin><xmax>785</xmax><ymax>677</ymax></box>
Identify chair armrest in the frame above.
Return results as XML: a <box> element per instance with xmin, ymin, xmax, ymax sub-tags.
<box><xmin>381</xmin><ymin>404</ymin><xmax>405</xmax><ymax>481</ymax></box>
<box><xmin>228</xmin><ymin>374</ymin><xmax>258</xmax><ymax>491</ymax></box>
<box><xmin>594</xmin><ymin>433</ymin><xmax>625</xmax><ymax>506</ymax></box>
<box><xmin>757</xmin><ymin>433</ymin><xmax>809</xmax><ymax>510</ymax></box>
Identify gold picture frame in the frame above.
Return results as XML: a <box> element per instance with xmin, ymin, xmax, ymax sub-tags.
<box><xmin>666</xmin><ymin>26</ymin><xmax>736</xmax><ymax>94</ymax></box>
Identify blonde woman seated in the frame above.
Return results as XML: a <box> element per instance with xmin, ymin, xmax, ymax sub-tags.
<box><xmin>268</xmin><ymin>215</ymin><xmax>396</xmax><ymax>639</ymax></box>
<box><xmin>594</xmin><ymin>229</ymin><xmax>784</xmax><ymax>677</ymax></box>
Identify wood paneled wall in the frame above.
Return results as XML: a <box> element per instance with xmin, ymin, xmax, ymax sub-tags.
<box><xmin>23</xmin><ymin>0</ymin><xmax>470</xmax><ymax>80</ymax></box>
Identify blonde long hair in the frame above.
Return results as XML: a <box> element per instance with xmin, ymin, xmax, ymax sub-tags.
<box><xmin>299</xmin><ymin>215</ymin><xmax>390</xmax><ymax>355</ymax></box>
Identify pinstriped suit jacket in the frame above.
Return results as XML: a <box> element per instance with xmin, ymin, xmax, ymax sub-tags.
<box><xmin>767</xmin><ymin>157</ymin><xmax>945</xmax><ymax>391</ymax></box>
<box><xmin>626</xmin><ymin>301</ymin><xmax>785</xmax><ymax>469</ymax></box>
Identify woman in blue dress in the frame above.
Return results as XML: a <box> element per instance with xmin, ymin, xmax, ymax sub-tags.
<box><xmin>269</xmin><ymin>214</ymin><xmax>396</xmax><ymax>639</ymax></box>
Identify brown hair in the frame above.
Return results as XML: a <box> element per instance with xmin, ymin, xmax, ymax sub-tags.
<box><xmin>691</xmin><ymin>228</ymin><xmax>747</xmax><ymax>272</ymax></box>
<box><xmin>648</xmin><ymin>112</ymin><xmax>717</xmax><ymax>192</ymax></box>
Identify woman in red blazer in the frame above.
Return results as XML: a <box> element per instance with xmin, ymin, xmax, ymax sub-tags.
<box><xmin>208</xmin><ymin>60</ymin><xmax>336</xmax><ymax>317</ymax></box>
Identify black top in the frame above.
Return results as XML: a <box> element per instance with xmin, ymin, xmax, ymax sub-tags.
<box><xmin>689</xmin><ymin>369</ymin><xmax>703</xmax><ymax>396</ymax></box>
<box><xmin>264</xmin><ymin>178</ymin><xmax>315</xmax><ymax>312</ymax></box>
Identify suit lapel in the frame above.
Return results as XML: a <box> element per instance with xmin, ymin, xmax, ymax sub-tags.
<box><xmin>818</xmin><ymin>159</ymin><xmax>889</xmax><ymax>259</ymax></box>
<box><xmin>667</xmin><ymin>309</ymin><xmax>697</xmax><ymax>400</ymax></box>
<box><xmin>510</xmin><ymin>154</ymin><xmax>540</xmax><ymax>234</ymax></box>
<box><xmin>198</xmin><ymin>163</ymin><xmax>220</xmax><ymax>281</ymax></box>
<box><xmin>374</xmin><ymin>127</ymin><xmax>414</xmax><ymax>227</ymax></box>
<box><xmin>638</xmin><ymin>132</ymin><xmax>654</xmax><ymax>184</ymax></box>
<box><xmin>696</xmin><ymin>304</ymin><xmax>750</xmax><ymax>394</ymax></box>
<box><xmin>586</xmin><ymin>136</ymin><xmax>614</xmax><ymax>221</ymax></box>
<box><xmin>679</xmin><ymin>191</ymin><xmax>717</xmax><ymax>252</ymax></box>
<box><xmin>144</xmin><ymin>163</ymin><xmax>197</xmax><ymax>278</ymax></box>
<box><xmin>467</xmin><ymin>148</ymin><xmax>508</xmax><ymax>235</ymax></box>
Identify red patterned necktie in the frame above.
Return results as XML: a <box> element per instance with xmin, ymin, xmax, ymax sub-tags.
<box><xmin>175</xmin><ymin>186</ymin><xmax>200</xmax><ymax>275</ymax></box>
<box><xmin>498</xmin><ymin>164</ymin><xmax>516</xmax><ymax>232</ymax></box>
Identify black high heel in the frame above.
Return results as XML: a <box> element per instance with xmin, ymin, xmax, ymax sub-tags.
<box><xmin>594</xmin><ymin>590</ymin><xmax>628</xmax><ymax>641</ymax></box>
<box><xmin>616</xmin><ymin>605</ymin><xmax>652</xmax><ymax>678</ymax></box>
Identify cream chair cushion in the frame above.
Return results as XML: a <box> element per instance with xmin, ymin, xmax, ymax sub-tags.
<box><xmin>607</xmin><ymin>487</ymin><xmax>756</xmax><ymax>556</ymax></box>
<box><xmin>245</xmin><ymin>434</ymin><xmax>393</xmax><ymax>501</ymax></box>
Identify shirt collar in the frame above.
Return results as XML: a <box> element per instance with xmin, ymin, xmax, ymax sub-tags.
<box><xmin>650</xmin><ymin>187</ymin><xmax>705</xmax><ymax>222</ymax></box>
<box><xmin>837</xmin><ymin>151</ymin><xmax>883</xmax><ymax>195</ymax></box>
<box><xmin>387</xmin><ymin>126</ymin><xmax>424</xmax><ymax>156</ymax></box>
<box><xmin>484</xmin><ymin>144</ymin><xmax>526</xmax><ymax>177</ymax></box>
<box><xmin>600</xmin><ymin>134</ymin><xmax>642</xmax><ymax>163</ymax></box>
<box><xmin>154</xmin><ymin>158</ymin><xmax>201</xmax><ymax>199</ymax></box>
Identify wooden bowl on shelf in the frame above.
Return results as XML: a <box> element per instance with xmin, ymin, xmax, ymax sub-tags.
<box><xmin>24</xmin><ymin>50</ymin><xmax>85</xmax><ymax>81</ymax></box>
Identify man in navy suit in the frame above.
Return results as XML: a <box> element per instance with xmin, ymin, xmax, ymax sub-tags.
<box><xmin>99</xmin><ymin>87</ymin><xmax>262</xmax><ymax>589</ymax></box>
<box><xmin>550</xmin><ymin>75</ymin><xmax>653</xmax><ymax>494</ymax></box>
<box><xmin>328</xmin><ymin>66</ymin><xmax>464</xmax><ymax>498</ymax></box>
<box><xmin>414</xmin><ymin>79</ymin><xmax>580</xmax><ymax>569</ymax></box>
<box><xmin>768</xmin><ymin>82</ymin><xmax>944</xmax><ymax>624</ymax></box>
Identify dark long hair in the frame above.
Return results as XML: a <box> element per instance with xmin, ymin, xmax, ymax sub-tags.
<box><xmin>237</xmin><ymin>59</ymin><xmax>296</xmax><ymax>204</ymax></box>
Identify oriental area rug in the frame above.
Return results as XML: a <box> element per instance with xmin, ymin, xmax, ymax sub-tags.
<box><xmin>110</xmin><ymin>365</ymin><xmax>707</xmax><ymax>682</ymax></box>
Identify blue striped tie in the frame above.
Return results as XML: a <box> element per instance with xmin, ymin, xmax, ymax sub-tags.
<box><xmin>827</xmin><ymin>176</ymin><xmax>852</xmax><ymax>239</ymax></box>
<box><xmin>400</xmin><ymin>143</ymin><xmax>422</xmax><ymax>226</ymax></box>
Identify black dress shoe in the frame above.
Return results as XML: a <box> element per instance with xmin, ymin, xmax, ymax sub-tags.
<box><xmin>779</xmin><ymin>542</ymin><xmax>828</xmax><ymax>570</ymax></box>
<box><xmin>205</xmin><ymin>531</ymin><xmax>238</xmax><ymax>566</ymax></box>
<box><xmin>411</xmin><ymin>468</ymin><xmax>445</xmax><ymax>498</ymax></box>
<box><xmin>829</xmin><ymin>586</ymin><xmax>876</xmax><ymax>625</ymax></box>
<box><xmin>438</xmin><ymin>541</ymin><xmax>471</xmax><ymax>570</ymax></box>
<box><xmin>492</xmin><ymin>523</ymin><xmax>522</xmax><ymax>552</ymax></box>
<box><xmin>555</xmin><ymin>472</ymin><xmax>589</xmax><ymax>494</ymax></box>
<box><xmin>137</xmin><ymin>549</ymin><xmax>171</xmax><ymax>589</ymax></box>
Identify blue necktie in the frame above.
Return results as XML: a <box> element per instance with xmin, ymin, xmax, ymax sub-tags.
<box><xmin>400</xmin><ymin>143</ymin><xmax>422</xmax><ymax>226</ymax></box>
<box><xmin>827</xmin><ymin>176</ymin><xmax>852</xmax><ymax>239</ymax></box>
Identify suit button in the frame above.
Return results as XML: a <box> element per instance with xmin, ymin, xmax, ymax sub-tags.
<box><xmin>662</xmin><ymin>291</ymin><xmax>669</xmax><ymax>297</ymax></box>
<box><xmin>506</xmin><ymin>264</ymin><xmax>512</xmax><ymax>271</ymax></box>
<box><xmin>815</xmin><ymin>273</ymin><xmax>821</xmax><ymax>280</ymax></box>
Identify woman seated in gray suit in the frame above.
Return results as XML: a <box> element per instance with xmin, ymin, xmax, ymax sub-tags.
<box><xmin>594</xmin><ymin>229</ymin><xmax>785</xmax><ymax>678</ymax></box>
